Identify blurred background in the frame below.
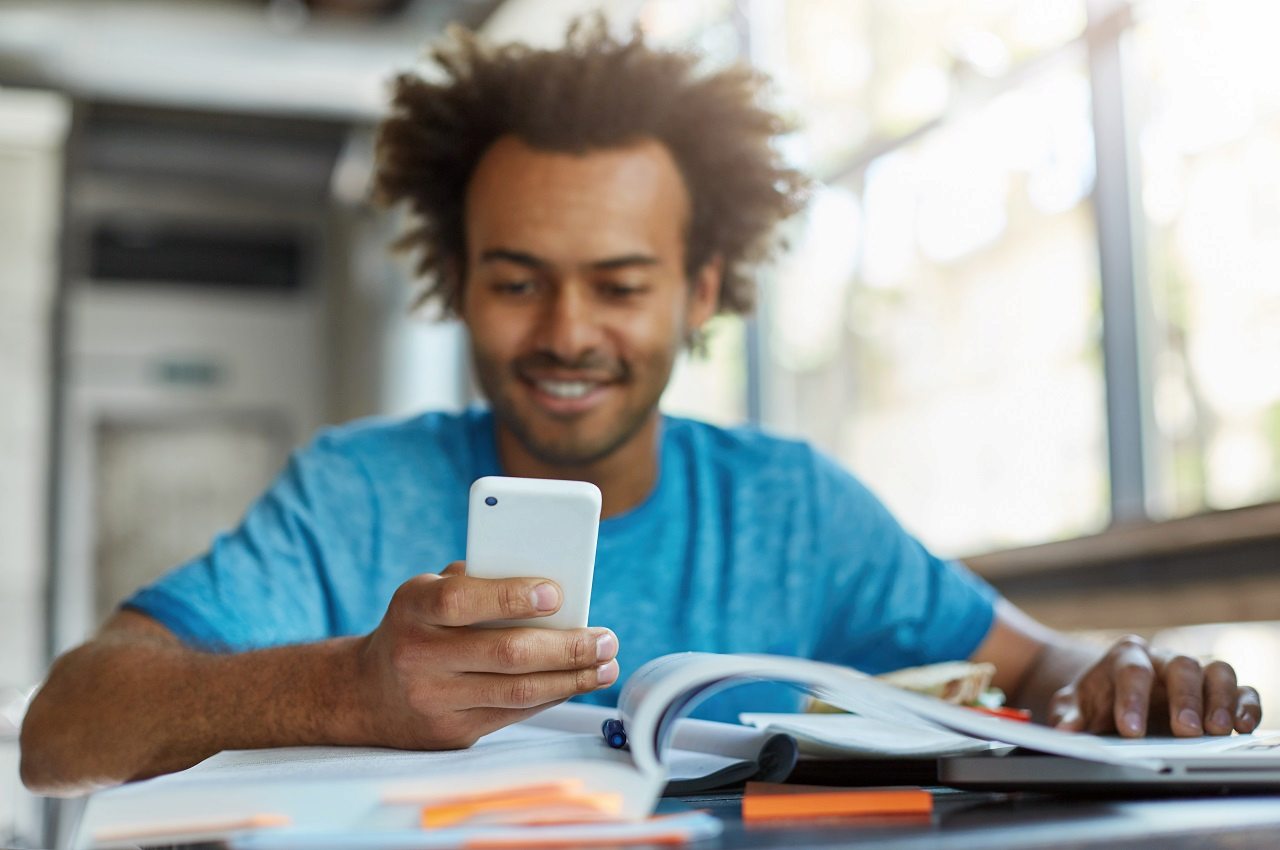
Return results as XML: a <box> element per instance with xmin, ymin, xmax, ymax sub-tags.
<box><xmin>1</xmin><ymin>0</ymin><xmax>1278</xmax><ymax>845</ymax></box>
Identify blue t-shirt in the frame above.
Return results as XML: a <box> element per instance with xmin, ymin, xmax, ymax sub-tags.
<box><xmin>125</xmin><ymin>409</ymin><xmax>997</xmax><ymax>721</ymax></box>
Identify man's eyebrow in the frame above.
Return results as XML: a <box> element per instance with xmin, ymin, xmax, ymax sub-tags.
<box><xmin>479</xmin><ymin>248</ymin><xmax>549</xmax><ymax>269</ymax></box>
<box><xmin>479</xmin><ymin>250</ymin><xmax>660</xmax><ymax>272</ymax></box>
<box><xmin>588</xmin><ymin>254</ymin><xmax>660</xmax><ymax>270</ymax></box>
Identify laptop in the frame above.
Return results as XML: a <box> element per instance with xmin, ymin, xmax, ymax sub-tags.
<box><xmin>939</xmin><ymin>733</ymin><xmax>1280</xmax><ymax>791</ymax></box>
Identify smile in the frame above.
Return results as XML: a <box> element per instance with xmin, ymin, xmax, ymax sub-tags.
<box><xmin>520</xmin><ymin>373</ymin><xmax>619</xmax><ymax>416</ymax></box>
<box><xmin>536</xmin><ymin>379</ymin><xmax>599</xmax><ymax>399</ymax></box>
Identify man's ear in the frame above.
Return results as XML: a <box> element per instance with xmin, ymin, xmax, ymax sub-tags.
<box><xmin>687</xmin><ymin>253</ymin><xmax>723</xmax><ymax>332</ymax></box>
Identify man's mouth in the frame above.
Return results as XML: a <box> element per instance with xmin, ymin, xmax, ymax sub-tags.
<box><xmin>518</xmin><ymin>369</ymin><xmax>621</xmax><ymax>416</ymax></box>
<box><xmin>535</xmin><ymin>379</ymin><xmax>600</xmax><ymax>400</ymax></box>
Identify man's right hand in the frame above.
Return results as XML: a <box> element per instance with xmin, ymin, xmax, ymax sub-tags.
<box><xmin>18</xmin><ymin>562</ymin><xmax>617</xmax><ymax>796</ymax></box>
<box><xmin>354</xmin><ymin>562</ymin><xmax>619</xmax><ymax>750</ymax></box>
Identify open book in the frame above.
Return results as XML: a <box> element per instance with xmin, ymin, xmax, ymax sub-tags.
<box><xmin>73</xmin><ymin>651</ymin><xmax>1228</xmax><ymax>849</ymax></box>
<box><xmin>617</xmin><ymin>652</ymin><xmax>1187</xmax><ymax>777</ymax></box>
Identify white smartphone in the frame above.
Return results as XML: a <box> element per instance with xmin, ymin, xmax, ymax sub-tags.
<box><xmin>464</xmin><ymin>476</ymin><xmax>602</xmax><ymax>630</ymax></box>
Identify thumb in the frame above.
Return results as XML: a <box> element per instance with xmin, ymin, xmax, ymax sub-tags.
<box><xmin>1048</xmin><ymin>686</ymin><xmax>1084</xmax><ymax>731</ymax></box>
<box><xmin>440</xmin><ymin>561</ymin><xmax>466</xmax><ymax>578</ymax></box>
<box><xmin>1052</xmin><ymin>702</ymin><xmax>1085</xmax><ymax>731</ymax></box>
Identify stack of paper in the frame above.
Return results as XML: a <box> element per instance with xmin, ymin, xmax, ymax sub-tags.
<box><xmin>228</xmin><ymin>812</ymin><xmax>722</xmax><ymax>850</ymax></box>
<box><xmin>75</xmin><ymin>704</ymin><xmax>747</xmax><ymax>850</ymax></box>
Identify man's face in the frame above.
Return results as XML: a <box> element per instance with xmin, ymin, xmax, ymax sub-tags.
<box><xmin>460</xmin><ymin>135</ymin><xmax>719</xmax><ymax>468</ymax></box>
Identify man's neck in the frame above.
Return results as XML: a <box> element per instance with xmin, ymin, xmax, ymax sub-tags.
<box><xmin>494</xmin><ymin>415</ymin><xmax>660</xmax><ymax>519</ymax></box>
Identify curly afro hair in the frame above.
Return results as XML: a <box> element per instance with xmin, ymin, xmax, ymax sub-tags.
<box><xmin>373</xmin><ymin>18</ymin><xmax>810</xmax><ymax>317</ymax></box>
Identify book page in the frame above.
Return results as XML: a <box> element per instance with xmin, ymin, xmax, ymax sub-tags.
<box><xmin>531</xmin><ymin>701</ymin><xmax>786</xmax><ymax>761</ymax></box>
<box><xmin>74</xmin><ymin>732</ymin><xmax>659</xmax><ymax>850</ymax></box>
<box><xmin>619</xmin><ymin>652</ymin><xmax>1182</xmax><ymax>776</ymax></box>
<box><xmin>740</xmin><ymin>713</ymin><xmax>1011</xmax><ymax>758</ymax></box>
<box><xmin>162</xmin><ymin>728</ymin><xmax>610</xmax><ymax>786</ymax></box>
<box><xmin>527</xmin><ymin>702</ymin><xmax>797</xmax><ymax>787</ymax></box>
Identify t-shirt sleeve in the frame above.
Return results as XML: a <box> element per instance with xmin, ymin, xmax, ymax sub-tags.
<box><xmin>808</xmin><ymin>451</ymin><xmax>998</xmax><ymax>673</ymax></box>
<box><xmin>122</xmin><ymin>431</ymin><xmax>377</xmax><ymax>652</ymax></box>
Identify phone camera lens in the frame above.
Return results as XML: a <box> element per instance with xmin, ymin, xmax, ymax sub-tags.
<box><xmin>484</xmin><ymin>496</ymin><xmax>498</xmax><ymax>506</ymax></box>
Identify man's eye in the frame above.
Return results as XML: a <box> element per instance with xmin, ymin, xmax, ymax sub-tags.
<box><xmin>600</xmin><ymin>282</ymin><xmax>648</xmax><ymax>299</ymax></box>
<box><xmin>492</xmin><ymin>280</ymin><xmax>536</xmax><ymax>296</ymax></box>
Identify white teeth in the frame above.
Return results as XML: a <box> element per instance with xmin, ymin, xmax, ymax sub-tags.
<box><xmin>537</xmin><ymin>380</ymin><xmax>597</xmax><ymax>399</ymax></box>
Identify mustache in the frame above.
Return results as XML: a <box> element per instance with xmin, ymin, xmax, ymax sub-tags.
<box><xmin>513</xmin><ymin>351</ymin><xmax>628</xmax><ymax>380</ymax></box>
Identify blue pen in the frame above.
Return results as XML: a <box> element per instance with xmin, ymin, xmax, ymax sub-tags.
<box><xmin>601</xmin><ymin>718</ymin><xmax>628</xmax><ymax>749</ymax></box>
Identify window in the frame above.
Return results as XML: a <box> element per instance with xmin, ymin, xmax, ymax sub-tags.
<box><xmin>761</xmin><ymin>0</ymin><xmax>1087</xmax><ymax>174</ymax></box>
<box><xmin>653</xmin><ymin>0</ymin><xmax>1278</xmax><ymax>554</ymax></box>
<box><xmin>753</xmin><ymin>1</ymin><xmax>1103</xmax><ymax>555</ymax></box>
<box><xmin>765</xmin><ymin>59</ymin><xmax>1106</xmax><ymax>556</ymax></box>
<box><xmin>1132</xmin><ymin>0</ymin><xmax>1280</xmax><ymax>518</ymax></box>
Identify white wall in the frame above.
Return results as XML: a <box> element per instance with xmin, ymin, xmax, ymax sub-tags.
<box><xmin>0</xmin><ymin>86</ymin><xmax>69</xmax><ymax>846</ymax></box>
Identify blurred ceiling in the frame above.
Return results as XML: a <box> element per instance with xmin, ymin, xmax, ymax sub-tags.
<box><xmin>0</xmin><ymin>0</ymin><xmax>503</xmax><ymax>121</ymax></box>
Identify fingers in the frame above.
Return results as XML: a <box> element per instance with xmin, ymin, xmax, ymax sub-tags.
<box><xmin>1160</xmin><ymin>654</ymin><xmax>1205</xmax><ymax>736</ymax></box>
<box><xmin>1202</xmin><ymin>661</ymin><xmax>1238</xmax><ymax>735</ymax></box>
<box><xmin>465</xmin><ymin>661</ymin><xmax>621</xmax><ymax>710</ymax></box>
<box><xmin>1234</xmin><ymin>685</ymin><xmax>1262</xmax><ymax>734</ymax></box>
<box><xmin>1109</xmin><ymin>638</ymin><xmax>1155</xmax><ymax>737</ymax></box>
<box><xmin>1048</xmin><ymin>683</ymin><xmax>1083</xmax><ymax>730</ymax></box>
<box><xmin>461</xmin><ymin>627</ymin><xmax>619</xmax><ymax>674</ymax></box>
<box><xmin>397</xmin><ymin>572</ymin><xmax>563</xmax><ymax>627</ymax></box>
<box><xmin>463</xmin><ymin>702</ymin><xmax>573</xmax><ymax>742</ymax></box>
<box><xmin>1051</xmin><ymin>634</ymin><xmax>1261</xmax><ymax>740</ymax></box>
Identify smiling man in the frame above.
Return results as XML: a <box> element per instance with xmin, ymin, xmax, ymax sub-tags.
<box><xmin>460</xmin><ymin>135</ymin><xmax>715</xmax><ymax>510</ymax></box>
<box><xmin>20</xmin><ymin>22</ymin><xmax>1260</xmax><ymax>796</ymax></box>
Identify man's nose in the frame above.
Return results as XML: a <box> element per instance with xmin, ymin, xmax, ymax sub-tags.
<box><xmin>536</xmin><ymin>282</ymin><xmax>604</xmax><ymax>362</ymax></box>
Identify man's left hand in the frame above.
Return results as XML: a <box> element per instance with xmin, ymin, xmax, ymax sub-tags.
<box><xmin>1048</xmin><ymin>635</ymin><xmax>1262</xmax><ymax>737</ymax></box>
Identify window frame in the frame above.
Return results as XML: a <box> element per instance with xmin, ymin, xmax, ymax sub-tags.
<box><xmin>730</xmin><ymin>0</ymin><xmax>1230</xmax><ymax>558</ymax></box>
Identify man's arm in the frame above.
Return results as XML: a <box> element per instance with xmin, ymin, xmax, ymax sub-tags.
<box><xmin>19</xmin><ymin>611</ymin><xmax>366</xmax><ymax>796</ymax></box>
<box><xmin>20</xmin><ymin>565</ymin><xmax>619</xmax><ymax>797</ymax></box>
<box><xmin>971</xmin><ymin>598</ymin><xmax>1262</xmax><ymax>736</ymax></box>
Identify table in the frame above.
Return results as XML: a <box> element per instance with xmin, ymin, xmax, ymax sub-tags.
<box><xmin>670</xmin><ymin>788</ymin><xmax>1280</xmax><ymax>849</ymax></box>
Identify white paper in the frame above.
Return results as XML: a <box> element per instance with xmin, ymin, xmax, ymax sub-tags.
<box><xmin>740</xmin><ymin>712</ymin><xmax>1011</xmax><ymax>758</ymax></box>
<box><xmin>530</xmin><ymin>700</ymin><xmax>783</xmax><ymax>761</ymax></box>
<box><xmin>228</xmin><ymin>811</ymin><xmax>723</xmax><ymax>850</ymax></box>
<box><xmin>74</xmin><ymin>733</ymin><xmax>659</xmax><ymax>850</ymax></box>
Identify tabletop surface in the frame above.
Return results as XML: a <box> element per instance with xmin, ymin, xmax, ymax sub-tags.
<box><xmin>92</xmin><ymin>786</ymin><xmax>1280</xmax><ymax>850</ymax></box>
<box><xmin>667</xmin><ymin>788</ymin><xmax>1280</xmax><ymax>850</ymax></box>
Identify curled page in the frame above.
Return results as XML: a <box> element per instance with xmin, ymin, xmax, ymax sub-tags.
<box><xmin>619</xmin><ymin>653</ymin><xmax>1170</xmax><ymax>778</ymax></box>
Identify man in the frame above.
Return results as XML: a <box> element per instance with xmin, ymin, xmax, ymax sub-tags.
<box><xmin>20</xmin><ymin>22</ymin><xmax>1260</xmax><ymax>797</ymax></box>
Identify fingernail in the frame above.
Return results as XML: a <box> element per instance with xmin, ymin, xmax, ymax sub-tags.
<box><xmin>596</xmin><ymin>631</ymin><xmax>618</xmax><ymax>662</ymax></box>
<box><xmin>597</xmin><ymin>660</ymin><xmax>618</xmax><ymax>686</ymax></box>
<box><xmin>1178</xmin><ymin>708</ymin><xmax>1201</xmax><ymax>731</ymax></box>
<box><xmin>531</xmin><ymin>583</ymin><xmax>559</xmax><ymax>611</ymax></box>
<box><xmin>1123</xmin><ymin>711</ymin><xmax>1143</xmax><ymax>734</ymax></box>
<box><xmin>1211</xmin><ymin>709</ymin><xmax>1231</xmax><ymax>730</ymax></box>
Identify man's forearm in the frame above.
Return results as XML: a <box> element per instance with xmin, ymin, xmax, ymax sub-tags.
<box><xmin>20</xmin><ymin>632</ymin><xmax>368</xmax><ymax>797</ymax></box>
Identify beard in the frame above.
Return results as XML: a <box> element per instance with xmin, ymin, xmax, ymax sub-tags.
<box><xmin>471</xmin><ymin>346</ymin><xmax>673</xmax><ymax>468</ymax></box>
